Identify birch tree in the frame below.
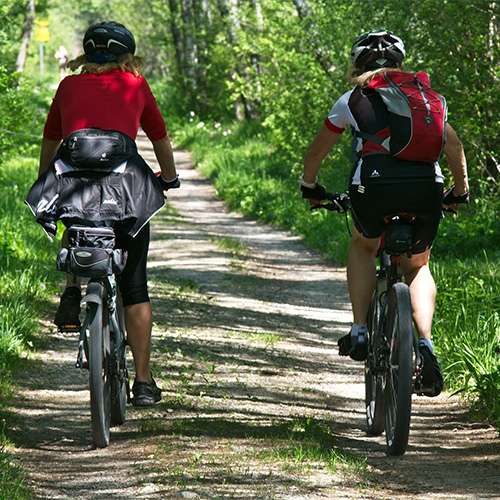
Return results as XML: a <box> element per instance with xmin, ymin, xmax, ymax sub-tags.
<box><xmin>15</xmin><ymin>0</ymin><xmax>35</xmax><ymax>73</ymax></box>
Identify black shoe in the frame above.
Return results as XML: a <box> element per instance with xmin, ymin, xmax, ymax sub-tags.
<box><xmin>338</xmin><ymin>330</ymin><xmax>367</xmax><ymax>361</ymax></box>
<box><xmin>416</xmin><ymin>344</ymin><xmax>444</xmax><ymax>397</ymax></box>
<box><xmin>131</xmin><ymin>378</ymin><xmax>162</xmax><ymax>407</ymax></box>
<box><xmin>54</xmin><ymin>286</ymin><xmax>82</xmax><ymax>329</ymax></box>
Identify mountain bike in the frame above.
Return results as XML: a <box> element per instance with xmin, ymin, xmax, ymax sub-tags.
<box><xmin>56</xmin><ymin>225</ymin><xmax>129</xmax><ymax>448</ymax></box>
<box><xmin>313</xmin><ymin>193</ymin><xmax>427</xmax><ymax>456</ymax></box>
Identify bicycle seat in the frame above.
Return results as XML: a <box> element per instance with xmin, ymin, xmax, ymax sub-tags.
<box><xmin>383</xmin><ymin>213</ymin><xmax>416</xmax><ymax>225</ymax></box>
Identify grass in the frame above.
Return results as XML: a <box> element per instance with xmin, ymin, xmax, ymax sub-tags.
<box><xmin>136</xmin><ymin>414</ymin><xmax>371</xmax><ymax>497</ymax></box>
<box><xmin>0</xmin><ymin>422</ymin><xmax>31</xmax><ymax>500</ymax></box>
<box><xmin>0</xmin><ymin>145</ymin><xmax>60</xmax><ymax>497</ymax></box>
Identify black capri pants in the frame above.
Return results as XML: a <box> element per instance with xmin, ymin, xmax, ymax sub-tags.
<box><xmin>115</xmin><ymin>222</ymin><xmax>150</xmax><ymax>307</ymax></box>
<box><xmin>349</xmin><ymin>180</ymin><xmax>444</xmax><ymax>255</ymax></box>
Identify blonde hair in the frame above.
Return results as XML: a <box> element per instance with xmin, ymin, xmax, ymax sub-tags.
<box><xmin>67</xmin><ymin>52</ymin><xmax>144</xmax><ymax>77</ymax></box>
<box><xmin>347</xmin><ymin>63</ymin><xmax>405</xmax><ymax>87</ymax></box>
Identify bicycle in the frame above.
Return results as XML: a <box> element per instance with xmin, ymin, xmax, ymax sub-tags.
<box><xmin>313</xmin><ymin>192</ymin><xmax>429</xmax><ymax>456</ymax></box>
<box><xmin>56</xmin><ymin>224</ymin><xmax>129</xmax><ymax>448</ymax></box>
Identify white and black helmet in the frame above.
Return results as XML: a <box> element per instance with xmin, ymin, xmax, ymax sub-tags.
<box><xmin>351</xmin><ymin>30</ymin><xmax>405</xmax><ymax>70</ymax></box>
<box><xmin>83</xmin><ymin>22</ymin><xmax>136</xmax><ymax>63</ymax></box>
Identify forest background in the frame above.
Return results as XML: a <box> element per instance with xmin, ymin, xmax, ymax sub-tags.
<box><xmin>0</xmin><ymin>0</ymin><xmax>499</xmax><ymax>495</ymax></box>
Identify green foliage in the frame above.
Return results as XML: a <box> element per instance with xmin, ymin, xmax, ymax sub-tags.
<box><xmin>0</xmin><ymin>156</ymin><xmax>57</xmax><ymax>370</ymax></box>
<box><xmin>433</xmin><ymin>258</ymin><xmax>500</xmax><ymax>424</ymax></box>
<box><xmin>0</xmin><ymin>154</ymin><xmax>59</xmax><ymax>495</ymax></box>
<box><xmin>0</xmin><ymin>422</ymin><xmax>31</xmax><ymax>500</ymax></box>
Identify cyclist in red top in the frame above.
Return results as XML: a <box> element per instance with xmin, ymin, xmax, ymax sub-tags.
<box><xmin>38</xmin><ymin>22</ymin><xmax>179</xmax><ymax>406</ymax></box>
<box><xmin>299</xmin><ymin>31</ymin><xmax>469</xmax><ymax>396</ymax></box>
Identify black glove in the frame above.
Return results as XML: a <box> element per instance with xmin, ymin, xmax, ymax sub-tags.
<box><xmin>443</xmin><ymin>185</ymin><xmax>470</xmax><ymax>205</ymax></box>
<box><xmin>156</xmin><ymin>172</ymin><xmax>181</xmax><ymax>191</ymax></box>
<box><xmin>300</xmin><ymin>183</ymin><xmax>327</xmax><ymax>200</ymax></box>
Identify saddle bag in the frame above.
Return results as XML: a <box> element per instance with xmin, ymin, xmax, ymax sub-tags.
<box><xmin>56</xmin><ymin>226</ymin><xmax>127</xmax><ymax>278</ymax></box>
<box><xmin>384</xmin><ymin>224</ymin><xmax>413</xmax><ymax>255</ymax></box>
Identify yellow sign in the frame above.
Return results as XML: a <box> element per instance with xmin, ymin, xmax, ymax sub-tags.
<box><xmin>34</xmin><ymin>21</ymin><xmax>50</xmax><ymax>42</ymax></box>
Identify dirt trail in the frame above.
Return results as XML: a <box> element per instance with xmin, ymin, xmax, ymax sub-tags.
<box><xmin>9</xmin><ymin>135</ymin><xmax>500</xmax><ymax>499</ymax></box>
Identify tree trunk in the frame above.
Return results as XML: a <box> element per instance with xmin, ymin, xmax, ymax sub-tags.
<box><xmin>194</xmin><ymin>0</ymin><xmax>212</xmax><ymax>113</ymax></box>
<box><xmin>217</xmin><ymin>0</ymin><xmax>260</xmax><ymax>121</ymax></box>
<box><xmin>292</xmin><ymin>0</ymin><xmax>335</xmax><ymax>78</ymax></box>
<box><xmin>15</xmin><ymin>0</ymin><xmax>35</xmax><ymax>73</ymax></box>
<box><xmin>168</xmin><ymin>0</ymin><xmax>184</xmax><ymax>77</ymax></box>
<box><xmin>180</xmin><ymin>0</ymin><xmax>197</xmax><ymax>91</ymax></box>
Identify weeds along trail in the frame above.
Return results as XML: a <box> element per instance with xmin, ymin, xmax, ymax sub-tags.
<box><xmin>8</xmin><ymin>134</ymin><xmax>500</xmax><ymax>500</ymax></box>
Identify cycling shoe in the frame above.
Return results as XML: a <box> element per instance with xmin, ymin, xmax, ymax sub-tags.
<box><xmin>338</xmin><ymin>330</ymin><xmax>367</xmax><ymax>361</ymax></box>
<box><xmin>415</xmin><ymin>344</ymin><xmax>444</xmax><ymax>397</ymax></box>
<box><xmin>131</xmin><ymin>377</ymin><xmax>162</xmax><ymax>407</ymax></box>
<box><xmin>54</xmin><ymin>286</ymin><xmax>82</xmax><ymax>329</ymax></box>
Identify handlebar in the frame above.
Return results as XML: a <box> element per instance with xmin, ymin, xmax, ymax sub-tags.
<box><xmin>309</xmin><ymin>191</ymin><xmax>462</xmax><ymax>215</ymax></box>
<box><xmin>309</xmin><ymin>192</ymin><xmax>350</xmax><ymax>213</ymax></box>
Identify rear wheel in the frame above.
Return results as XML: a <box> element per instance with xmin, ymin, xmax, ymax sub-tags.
<box><xmin>365</xmin><ymin>280</ymin><xmax>385</xmax><ymax>436</ymax></box>
<box><xmin>383</xmin><ymin>282</ymin><xmax>414</xmax><ymax>456</ymax></box>
<box><xmin>87</xmin><ymin>287</ymin><xmax>111</xmax><ymax>448</ymax></box>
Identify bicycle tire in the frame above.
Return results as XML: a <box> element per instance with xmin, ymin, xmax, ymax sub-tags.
<box><xmin>383</xmin><ymin>282</ymin><xmax>414</xmax><ymax>456</ymax></box>
<box><xmin>110</xmin><ymin>290</ymin><xmax>128</xmax><ymax>425</ymax></box>
<box><xmin>87</xmin><ymin>285</ymin><xmax>111</xmax><ymax>448</ymax></box>
<box><xmin>110</xmin><ymin>366</ymin><xmax>127</xmax><ymax>425</ymax></box>
<box><xmin>365</xmin><ymin>280</ymin><xmax>385</xmax><ymax>436</ymax></box>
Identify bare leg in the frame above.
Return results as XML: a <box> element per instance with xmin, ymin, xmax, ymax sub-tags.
<box><xmin>400</xmin><ymin>250</ymin><xmax>435</xmax><ymax>340</ymax></box>
<box><xmin>124</xmin><ymin>302</ymin><xmax>153</xmax><ymax>384</ymax></box>
<box><xmin>347</xmin><ymin>227</ymin><xmax>381</xmax><ymax>325</ymax></box>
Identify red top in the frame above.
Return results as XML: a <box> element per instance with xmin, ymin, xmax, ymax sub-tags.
<box><xmin>43</xmin><ymin>70</ymin><xmax>167</xmax><ymax>142</ymax></box>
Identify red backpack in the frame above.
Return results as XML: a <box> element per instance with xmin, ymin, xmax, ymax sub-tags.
<box><xmin>357</xmin><ymin>71</ymin><xmax>447</xmax><ymax>163</ymax></box>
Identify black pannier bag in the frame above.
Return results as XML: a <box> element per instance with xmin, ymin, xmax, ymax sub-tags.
<box><xmin>57</xmin><ymin>128</ymin><xmax>137</xmax><ymax>170</ymax></box>
<box><xmin>56</xmin><ymin>226</ymin><xmax>127</xmax><ymax>278</ymax></box>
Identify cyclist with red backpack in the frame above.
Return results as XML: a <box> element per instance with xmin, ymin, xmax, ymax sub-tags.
<box><xmin>299</xmin><ymin>30</ymin><xmax>469</xmax><ymax>396</ymax></box>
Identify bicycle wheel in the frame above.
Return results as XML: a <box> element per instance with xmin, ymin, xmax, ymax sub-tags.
<box><xmin>86</xmin><ymin>283</ymin><xmax>111</xmax><ymax>448</ymax></box>
<box><xmin>110</xmin><ymin>353</ymin><xmax>127</xmax><ymax>425</ymax></box>
<box><xmin>110</xmin><ymin>294</ymin><xmax>128</xmax><ymax>426</ymax></box>
<box><xmin>365</xmin><ymin>279</ymin><xmax>385</xmax><ymax>436</ymax></box>
<box><xmin>383</xmin><ymin>282</ymin><xmax>414</xmax><ymax>456</ymax></box>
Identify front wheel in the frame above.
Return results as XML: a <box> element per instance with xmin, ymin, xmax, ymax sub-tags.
<box><xmin>87</xmin><ymin>288</ymin><xmax>111</xmax><ymax>448</ymax></box>
<box><xmin>383</xmin><ymin>282</ymin><xmax>414</xmax><ymax>456</ymax></box>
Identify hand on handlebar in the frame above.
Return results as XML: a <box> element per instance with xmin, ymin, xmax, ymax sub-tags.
<box><xmin>443</xmin><ymin>185</ymin><xmax>470</xmax><ymax>215</ymax></box>
<box><xmin>156</xmin><ymin>172</ymin><xmax>181</xmax><ymax>191</ymax></box>
<box><xmin>309</xmin><ymin>192</ymin><xmax>349</xmax><ymax>213</ymax></box>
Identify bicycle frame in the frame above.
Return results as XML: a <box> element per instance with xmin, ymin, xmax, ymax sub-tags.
<box><xmin>58</xmin><ymin>224</ymin><xmax>129</xmax><ymax>448</ymax></box>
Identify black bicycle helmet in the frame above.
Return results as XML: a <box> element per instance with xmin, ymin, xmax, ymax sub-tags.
<box><xmin>351</xmin><ymin>30</ymin><xmax>405</xmax><ymax>70</ymax></box>
<box><xmin>83</xmin><ymin>22</ymin><xmax>136</xmax><ymax>63</ymax></box>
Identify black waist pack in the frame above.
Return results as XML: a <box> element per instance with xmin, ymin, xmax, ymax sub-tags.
<box><xmin>58</xmin><ymin>128</ymin><xmax>137</xmax><ymax>170</ymax></box>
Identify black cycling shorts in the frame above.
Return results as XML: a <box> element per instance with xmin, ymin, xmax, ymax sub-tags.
<box><xmin>115</xmin><ymin>223</ymin><xmax>150</xmax><ymax>307</ymax></box>
<box><xmin>349</xmin><ymin>181</ymin><xmax>444</xmax><ymax>254</ymax></box>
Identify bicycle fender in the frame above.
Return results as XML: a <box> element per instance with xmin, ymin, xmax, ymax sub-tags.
<box><xmin>81</xmin><ymin>282</ymin><xmax>104</xmax><ymax>305</ymax></box>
